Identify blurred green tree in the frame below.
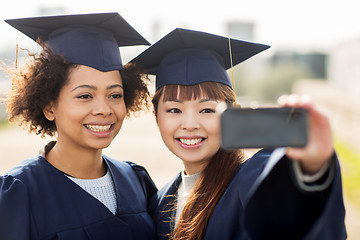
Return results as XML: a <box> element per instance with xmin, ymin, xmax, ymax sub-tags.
<box><xmin>246</xmin><ymin>62</ymin><xmax>316</xmax><ymax>103</ymax></box>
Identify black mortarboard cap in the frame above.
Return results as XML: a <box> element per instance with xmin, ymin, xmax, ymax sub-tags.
<box><xmin>131</xmin><ymin>28</ymin><xmax>270</xmax><ymax>90</ymax></box>
<box><xmin>5</xmin><ymin>12</ymin><xmax>150</xmax><ymax>71</ymax></box>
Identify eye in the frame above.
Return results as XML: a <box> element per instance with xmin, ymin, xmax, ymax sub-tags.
<box><xmin>77</xmin><ymin>94</ymin><xmax>92</xmax><ymax>99</ymax></box>
<box><xmin>167</xmin><ymin>108</ymin><xmax>181</xmax><ymax>113</ymax></box>
<box><xmin>110</xmin><ymin>93</ymin><xmax>123</xmax><ymax>99</ymax></box>
<box><xmin>200</xmin><ymin>108</ymin><xmax>215</xmax><ymax>113</ymax></box>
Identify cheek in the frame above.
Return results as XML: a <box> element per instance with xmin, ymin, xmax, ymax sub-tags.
<box><xmin>54</xmin><ymin>104</ymin><xmax>84</xmax><ymax>122</ymax></box>
<box><xmin>111</xmin><ymin>100</ymin><xmax>126</xmax><ymax>118</ymax></box>
<box><xmin>157</xmin><ymin>115</ymin><xmax>175</xmax><ymax>137</ymax></box>
<box><xmin>118</xmin><ymin>102</ymin><xmax>127</xmax><ymax>118</ymax></box>
<box><xmin>208</xmin><ymin>118</ymin><xmax>221</xmax><ymax>141</ymax></box>
<box><xmin>157</xmin><ymin>119</ymin><xmax>170</xmax><ymax>135</ymax></box>
<box><xmin>213</xmin><ymin>118</ymin><xmax>221</xmax><ymax>134</ymax></box>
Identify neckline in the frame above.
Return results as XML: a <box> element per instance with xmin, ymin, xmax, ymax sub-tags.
<box><xmin>180</xmin><ymin>170</ymin><xmax>201</xmax><ymax>193</ymax></box>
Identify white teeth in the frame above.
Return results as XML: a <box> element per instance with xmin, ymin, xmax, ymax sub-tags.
<box><xmin>179</xmin><ymin>138</ymin><xmax>202</xmax><ymax>145</ymax></box>
<box><xmin>86</xmin><ymin>124</ymin><xmax>111</xmax><ymax>132</ymax></box>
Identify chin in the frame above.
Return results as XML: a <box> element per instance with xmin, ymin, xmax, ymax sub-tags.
<box><xmin>180</xmin><ymin>156</ymin><xmax>206</xmax><ymax>164</ymax></box>
<box><xmin>88</xmin><ymin>140</ymin><xmax>113</xmax><ymax>150</ymax></box>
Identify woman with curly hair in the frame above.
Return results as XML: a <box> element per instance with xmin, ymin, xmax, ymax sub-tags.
<box><xmin>0</xmin><ymin>13</ymin><xmax>157</xmax><ymax>240</ymax></box>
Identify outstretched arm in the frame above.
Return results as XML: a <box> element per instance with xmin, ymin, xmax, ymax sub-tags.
<box><xmin>243</xmin><ymin>95</ymin><xmax>346</xmax><ymax>240</ymax></box>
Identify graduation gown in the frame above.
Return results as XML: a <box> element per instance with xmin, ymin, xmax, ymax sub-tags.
<box><xmin>0</xmin><ymin>155</ymin><xmax>157</xmax><ymax>240</ymax></box>
<box><xmin>154</xmin><ymin>149</ymin><xmax>346</xmax><ymax>240</ymax></box>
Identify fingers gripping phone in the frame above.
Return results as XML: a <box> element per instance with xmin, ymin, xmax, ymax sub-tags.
<box><xmin>220</xmin><ymin>107</ymin><xmax>308</xmax><ymax>149</ymax></box>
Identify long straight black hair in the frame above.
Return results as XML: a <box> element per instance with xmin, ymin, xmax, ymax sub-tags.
<box><xmin>152</xmin><ymin>82</ymin><xmax>245</xmax><ymax>240</ymax></box>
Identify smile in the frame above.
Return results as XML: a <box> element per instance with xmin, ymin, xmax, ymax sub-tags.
<box><xmin>179</xmin><ymin>138</ymin><xmax>204</xmax><ymax>146</ymax></box>
<box><xmin>85</xmin><ymin>124</ymin><xmax>112</xmax><ymax>132</ymax></box>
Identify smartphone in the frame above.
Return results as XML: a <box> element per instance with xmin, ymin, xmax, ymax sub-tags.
<box><xmin>220</xmin><ymin>107</ymin><xmax>308</xmax><ymax>149</ymax></box>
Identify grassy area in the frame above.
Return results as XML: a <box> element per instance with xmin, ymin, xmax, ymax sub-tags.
<box><xmin>334</xmin><ymin>137</ymin><xmax>360</xmax><ymax>211</ymax></box>
<box><xmin>0</xmin><ymin>115</ymin><xmax>18</xmax><ymax>131</ymax></box>
<box><xmin>0</xmin><ymin>117</ymin><xmax>9</xmax><ymax>130</ymax></box>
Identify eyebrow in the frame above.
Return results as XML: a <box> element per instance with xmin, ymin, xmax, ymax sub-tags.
<box><xmin>71</xmin><ymin>84</ymin><xmax>123</xmax><ymax>92</ymax></box>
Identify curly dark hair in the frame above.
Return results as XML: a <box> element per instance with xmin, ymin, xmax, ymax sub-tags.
<box><xmin>7</xmin><ymin>46</ymin><xmax>150</xmax><ymax>137</ymax></box>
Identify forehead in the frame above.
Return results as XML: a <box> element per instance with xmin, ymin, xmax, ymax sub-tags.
<box><xmin>66</xmin><ymin>65</ymin><xmax>122</xmax><ymax>85</ymax></box>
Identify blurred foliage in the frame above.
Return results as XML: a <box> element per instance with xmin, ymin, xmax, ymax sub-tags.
<box><xmin>335</xmin><ymin>137</ymin><xmax>360</xmax><ymax>211</ymax></box>
<box><xmin>248</xmin><ymin>62</ymin><xmax>315</xmax><ymax>102</ymax></box>
<box><xmin>231</xmin><ymin>52</ymin><xmax>326</xmax><ymax>104</ymax></box>
<box><xmin>0</xmin><ymin>117</ymin><xmax>9</xmax><ymax>130</ymax></box>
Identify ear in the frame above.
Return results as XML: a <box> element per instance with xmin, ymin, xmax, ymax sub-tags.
<box><xmin>43</xmin><ymin>103</ymin><xmax>55</xmax><ymax>121</ymax></box>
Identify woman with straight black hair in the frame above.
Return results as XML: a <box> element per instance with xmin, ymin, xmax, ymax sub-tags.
<box><xmin>132</xmin><ymin>28</ymin><xmax>346</xmax><ymax>240</ymax></box>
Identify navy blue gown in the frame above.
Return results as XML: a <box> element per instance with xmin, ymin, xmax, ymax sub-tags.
<box><xmin>154</xmin><ymin>149</ymin><xmax>347</xmax><ymax>240</ymax></box>
<box><xmin>0</xmin><ymin>154</ymin><xmax>157</xmax><ymax>240</ymax></box>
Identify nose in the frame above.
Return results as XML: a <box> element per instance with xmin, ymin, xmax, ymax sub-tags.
<box><xmin>92</xmin><ymin>98</ymin><xmax>113</xmax><ymax>116</ymax></box>
<box><xmin>181</xmin><ymin>113</ymin><xmax>200</xmax><ymax>131</ymax></box>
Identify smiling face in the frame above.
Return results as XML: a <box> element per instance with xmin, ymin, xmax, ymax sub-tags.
<box><xmin>44</xmin><ymin>65</ymin><xmax>126</xmax><ymax>151</ymax></box>
<box><xmin>154</xmin><ymin>83</ymin><xmax>232</xmax><ymax>174</ymax></box>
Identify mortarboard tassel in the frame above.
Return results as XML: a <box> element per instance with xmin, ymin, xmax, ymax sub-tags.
<box><xmin>15</xmin><ymin>31</ymin><xmax>19</xmax><ymax>72</ymax></box>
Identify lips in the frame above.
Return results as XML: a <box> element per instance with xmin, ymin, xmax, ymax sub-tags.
<box><xmin>85</xmin><ymin>124</ymin><xmax>112</xmax><ymax>132</ymax></box>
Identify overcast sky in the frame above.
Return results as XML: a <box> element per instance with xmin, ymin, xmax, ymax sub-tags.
<box><xmin>1</xmin><ymin>0</ymin><xmax>359</xmax><ymax>61</ymax></box>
